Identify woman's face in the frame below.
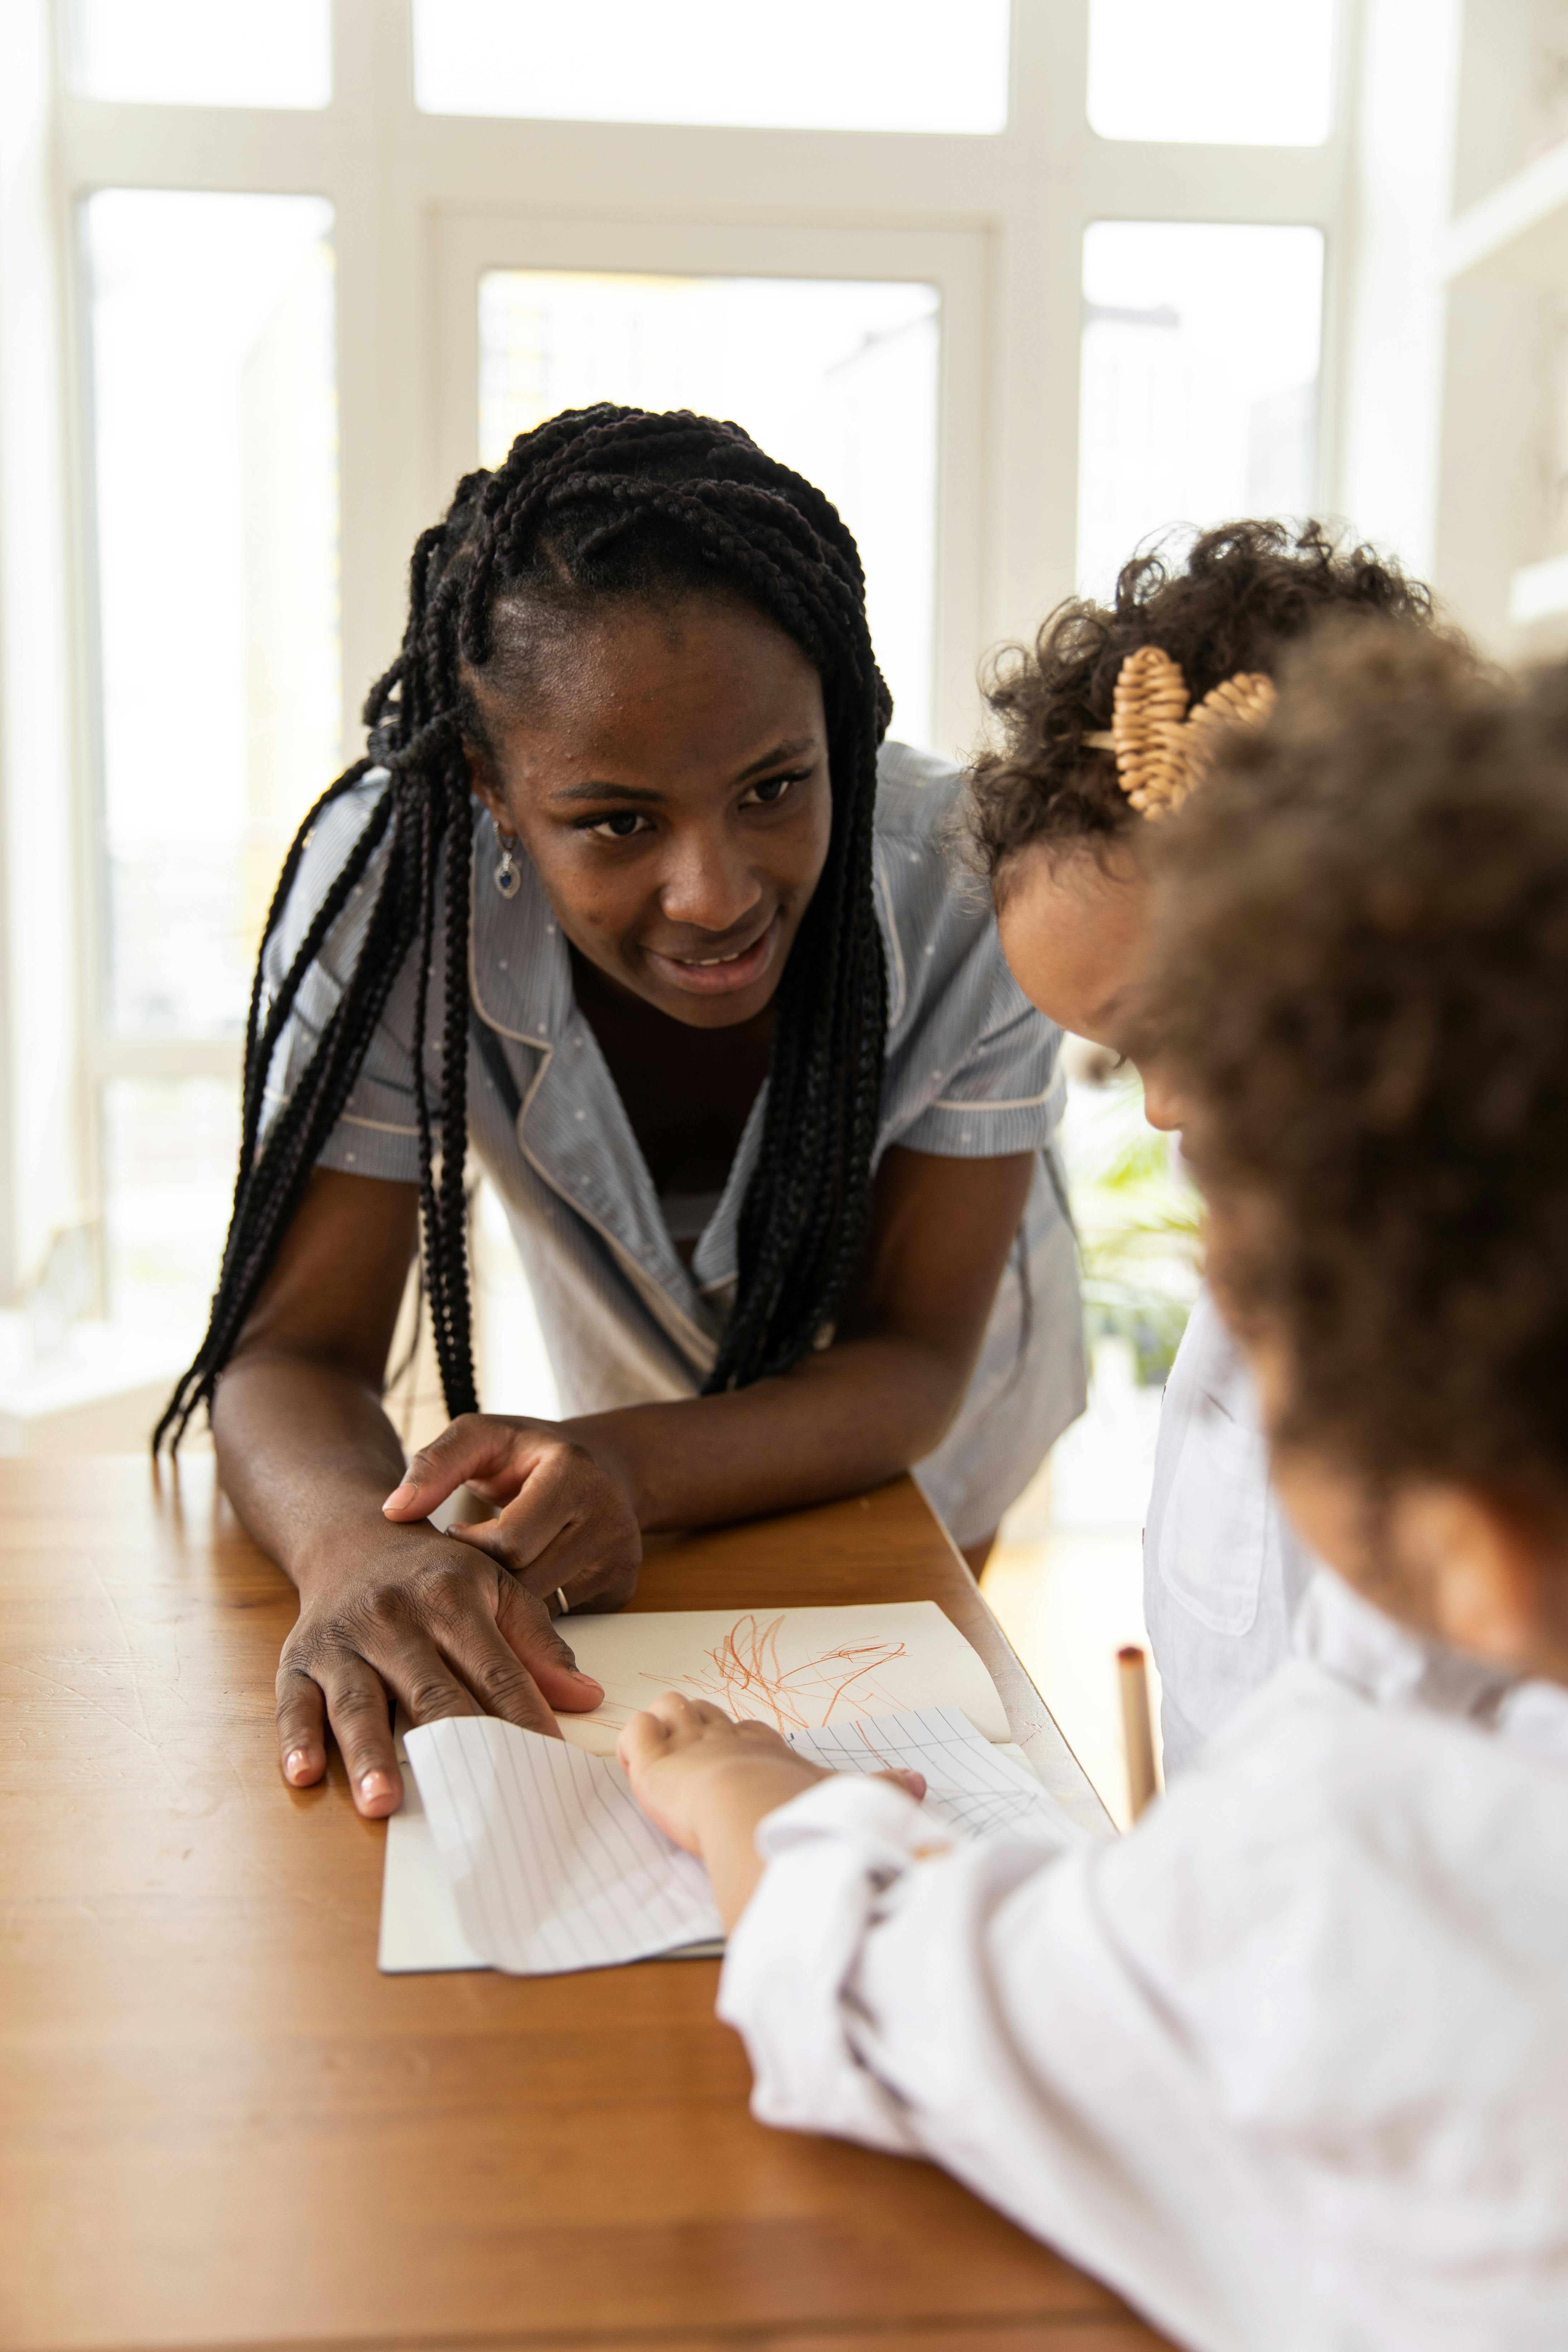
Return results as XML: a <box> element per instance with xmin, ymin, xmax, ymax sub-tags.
<box><xmin>996</xmin><ymin>839</ymin><xmax>1187</xmax><ymax>1130</ymax></box>
<box><xmin>467</xmin><ymin>595</ymin><xmax>831</xmax><ymax>1029</ymax></box>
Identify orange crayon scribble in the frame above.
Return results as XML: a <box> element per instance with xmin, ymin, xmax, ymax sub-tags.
<box><xmin>653</xmin><ymin>1613</ymin><xmax>910</xmax><ymax>1733</ymax></box>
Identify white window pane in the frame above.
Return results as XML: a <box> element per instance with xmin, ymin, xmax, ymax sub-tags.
<box><xmin>480</xmin><ymin>271</ymin><xmax>939</xmax><ymax>745</ymax></box>
<box><xmin>1077</xmin><ymin>222</ymin><xmax>1324</xmax><ymax>602</ymax></box>
<box><xmin>103</xmin><ymin>1078</ymin><xmax>238</xmax><ymax>1339</ymax></box>
<box><xmin>1087</xmin><ymin>0</ymin><xmax>1336</xmax><ymax>146</ymax></box>
<box><xmin>83</xmin><ymin>191</ymin><xmax>340</xmax><ymax>1037</ymax></box>
<box><xmin>71</xmin><ymin>0</ymin><xmax>331</xmax><ymax>108</ymax></box>
<box><xmin>416</xmin><ymin>0</ymin><xmax>1008</xmax><ymax>132</ymax></box>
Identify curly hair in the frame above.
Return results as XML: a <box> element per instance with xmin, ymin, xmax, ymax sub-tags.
<box><xmin>1146</xmin><ymin>622</ymin><xmax>1568</xmax><ymax>1507</ymax></box>
<box><xmin>968</xmin><ymin>520</ymin><xmax>1438</xmax><ymax>888</ymax></box>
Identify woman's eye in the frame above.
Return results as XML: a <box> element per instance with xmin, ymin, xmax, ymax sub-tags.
<box><xmin>583</xmin><ymin>811</ymin><xmax>652</xmax><ymax>840</ymax></box>
<box><xmin>746</xmin><ymin>773</ymin><xmax>803</xmax><ymax>809</ymax></box>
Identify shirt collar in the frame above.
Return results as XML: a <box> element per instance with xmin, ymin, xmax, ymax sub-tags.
<box><xmin>467</xmin><ymin>810</ymin><xmax>749</xmax><ymax>1350</ymax></box>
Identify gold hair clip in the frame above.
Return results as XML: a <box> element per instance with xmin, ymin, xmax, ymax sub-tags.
<box><xmin>1082</xmin><ymin>646</ymin><xmax>1277</xmax><ymax>819</ymax></box>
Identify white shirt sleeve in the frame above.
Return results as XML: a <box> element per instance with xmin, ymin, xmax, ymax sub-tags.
<box><xmin>717</xmin><ymin>1694</ymin><xmax>1568</xmax><ymax>2352</ymax></box>
<box><xmin>718</xmin><ymin>1775</ymin><xmax>1295</xmax><ymax>2352</ymax></box>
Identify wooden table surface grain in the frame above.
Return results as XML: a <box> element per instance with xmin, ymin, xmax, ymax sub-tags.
<box><xmin>0</xmin><ymin>1457</ymin><xmax>1167</xmax><ymax>2352</ymax></box>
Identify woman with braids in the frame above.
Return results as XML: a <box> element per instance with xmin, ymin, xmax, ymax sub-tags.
<box><xmin>963</xmin><ymin>519</ymin><xmax>1450</xmax><ymax>1776</ymax></box>
<box><xmin>166</xmin><ymin>406</ymin><xmax>1082</xmax><ymax>1819</ymax></box>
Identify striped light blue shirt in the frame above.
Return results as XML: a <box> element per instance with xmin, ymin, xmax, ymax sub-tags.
<box><xmin>265</xmin><ymin>740</ymin><xmax>1085</xmax><ymax>1546</ymax></box>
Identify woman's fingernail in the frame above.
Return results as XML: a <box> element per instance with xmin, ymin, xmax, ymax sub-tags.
<box><xmin>358</xmin><ymin>1769</ymin><xmax>397</xmax><ymax>1803</ymax></box>
<box><xmin>284</xmin><ymin>1747</ymin><xmax>312</xmax><ymax>1782</ymax></box>
<box><xmin>574</xmin><ymin>1672</ymin><xmax>604</xmax><ymax>1694</ymax></box>
<box><xmin>382</xmin><ymin>1482</ymin><xmax>416</xmax><ymax>1513</ymax></box>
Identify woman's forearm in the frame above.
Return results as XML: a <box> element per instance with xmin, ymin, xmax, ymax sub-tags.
<box><xmin>211</xmin><ymin>1352</ymin><xmax>415</xmax><ymax>1587</ymax></box>
<box><xmin>570</xmin><ymin>1328</ymin><xmax>962</xmax><ymax>1534</ymax></box>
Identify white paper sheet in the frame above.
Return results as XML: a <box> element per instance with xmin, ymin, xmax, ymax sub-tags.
<box><xmin>378</xmin><ymin>1742</ymin><xmax>487</xmax><ymax>1973</ymax></box>
<box><xmin>377</xmin><ymin>1750</ymin><xmax>722</xmax><ymax>1974</ymax></box>
<box><xmin>401</xmin><ymin>1705</ymin><xmax>1086</xmax><ymax>1978</ymax></box>
<box><xmin>551</xmin><ymin>1600</ymin><xmax>1012</xmax><ymax>1754</ymax></box>
<box><xmin>406</xmin><ymin>1714</ymin><xmax>724</xmax><ymax>1975</ymax></box>
<box><xmin>380</xmin><ymin>1602</ymin><xmax>1030</xmax><ymax>1975</ymax></box>
<box><xmin>788</xmin><ymin>1706</ymin><xmax>1094</xmax><ymax>1847</ymax></box>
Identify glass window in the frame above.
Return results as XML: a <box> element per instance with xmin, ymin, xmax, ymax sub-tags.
<box><xmin>1087</xmin><ymin>0</ymin><xmax>1336</xmax><ymax>146</ymax></box>
<box><xmin>103</xmin><ymin>1078</ymin><xmax>240</xmax><ymax>1341</ymax></box>
<box><xmin>415</xmin><ymin>0</ymin><xmax>1009</xmax><ymax>134</ymax></box>
<box><xmin>71</xmin><ymin>0</ymin><xmax>331</xmax><ymax>108</ymax></box>
<box><xmin>479</xmin><ymin>270</ymin><xmax>940</xmax><ymax>745</ymax></box>
<box><xmin>1077</xmin><ymin>221</ymin><xmax>1324</xmax><ymax>601</ymax></box>
<box><xmin>82</xmin><ymin>191</ymin><xmax>340</xmax><ymax>1038</ymax></box>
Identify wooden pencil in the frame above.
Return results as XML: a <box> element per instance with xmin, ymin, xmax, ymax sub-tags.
<box><xmin>1118</xmin><ymin>1644</ymin><xmax>1158</xmax><ymax>1822</ymax></box>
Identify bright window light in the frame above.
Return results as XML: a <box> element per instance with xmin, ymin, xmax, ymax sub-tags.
<box><xmin>71</xmin><ymin>0</ymin><xmax>331</xmax><ymax>108</ymax></box>
<box><xmin>1087</xmin><ymin>0</ymin><xmax>1336</xmax><ymax>145</ymax></box>
<box><xmin>479</xmin><ymin>270</ymin><xmax>940</xmax><ymax>745</ymax></box>
<box><xmin>103</xmin><ymin>1078</ymin><xmax>240</xmax><ymax>1341</ymax></box>
<box><xmin>82</xmin><ymin>191</ymin><xmax>340</xmax><ymax>1039</ymax></box>
<box><xmin>415</xmin><ymin>0</ymin><xmax>1009</xmax><ymax>133</ymax></box>
<box><xmin>1077</xmin><ymin>221</ymin><xmax>1325</xmax><ymax>601</ymax></box>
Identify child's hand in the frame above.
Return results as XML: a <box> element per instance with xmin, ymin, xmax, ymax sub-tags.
<box><xmin>618</xmin><ymin>1692</ymin><xmax>927</xmax><ymax>1930</ymax></box>
<box><xmin>618</xmin><ymin>1692</ymin><xmax>824</xmax><ymax>1854</ymax></box>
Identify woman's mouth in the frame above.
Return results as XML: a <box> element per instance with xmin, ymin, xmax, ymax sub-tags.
<box><xmin>642</xmin><ymin>918</ymin><xmax>779</xmax><ymax>996</ymax></box>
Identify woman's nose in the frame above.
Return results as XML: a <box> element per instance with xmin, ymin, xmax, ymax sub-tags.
<box><xmin>657</xmin><ymin>831</ymin><xmax>762</xmax><ymax>935</ymax></box>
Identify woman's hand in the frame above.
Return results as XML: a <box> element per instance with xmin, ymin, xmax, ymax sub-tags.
<box><xmin>618</xmin><ymin>1693</ymin><xmax>925</xmax><ymax>1928</ymax></box>
<box><xmin>278</xmin><ymin>1521</ymin><xmax>607</xmax><ymax>1816</ymax></box>
<box><xmin>381</xmin><ymin>1412</ymin><xmax>643</xmax><ymax>1613</ymax></box>
<box><xmin>207</xmin><ymin>1178</ymin><xmax>632</xmax><ymax>1822</ymax></box>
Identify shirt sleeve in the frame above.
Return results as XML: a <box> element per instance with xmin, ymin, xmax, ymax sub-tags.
<box><xmin>717</xmin><ymin>1773</ymin><xmax>1304</xmax><ymax>2352</ymax></box>
<box><xmin>258</xmin><ymin>772</ymin><xmax>430</xmax><ymax>1186</ymax></box>
<box><xmin>871</xmin><ymin>801</ymin><xmax>1065</xmax><ymax>1161</ymax></box>
<box><xmin>898</xmin><ymin>961</ymin><xmax>1063</xmax><ymax>1158</ymax></box>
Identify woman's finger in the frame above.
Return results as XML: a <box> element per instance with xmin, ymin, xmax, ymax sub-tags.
<box><xmin>460</xmin><ymin>1447</ymin><xmax>586</xmax><ymax>1572</ymax></box>
<box><xmin>382</xmin><ymin>1414</ymin><xmax>528</xmax><ymax>1520</ymax></box>
<box><xmin>491</xmin><ymin>1575</ymin><xmax>606</xmax><ymax>1715</ymax></box>
<box><xmin>417</xmin><ymin>1595</ymin><xmax>572</xmax><ymax>1738</ymax></box>
<box><xmin>482</xmin><ymin>1473</ymin><xmax>642</xmax><ymax>1609</ymax></box>
<box><xmin>313</xmin><ymin>1652</ymin><xmax>408</xmax><ymax>1817</ymax></box>
<box><xmin>275</xmin><ymin>1664</ymin><xmax>328</xmax><ymax>1790</ymax></box>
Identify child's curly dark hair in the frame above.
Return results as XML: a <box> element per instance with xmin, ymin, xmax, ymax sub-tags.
<box><xmin>969</xmin><ymin>520</ymin><xmax>1437</xmax><ymax>887</ymax></box>
<box><xmin>1147</xmin><ymin>622</ymin><xmax>1568</xmax><ymax>1507</ymax></box>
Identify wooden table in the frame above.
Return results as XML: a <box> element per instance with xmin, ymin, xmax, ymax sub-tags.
<box><xmin>1</xmin><ymin>1457</ymin><xmax>1168</xmax><ymax>2352</ymax></box>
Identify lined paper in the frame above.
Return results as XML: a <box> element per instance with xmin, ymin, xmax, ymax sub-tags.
<box><xmin>404</xmin><ymin>1705</ymin><xmax>1085</xmax><ymax>1978</ymax></box>
<box><xmin>407</xmin><ymin>1717</ymin><xmax>723</xmax><ymax>1974</ymax></box>
<box><xmin>790</xmin><ymin>1706</ymin><xmax>1093</xmax><ymax>1846</ymax></box>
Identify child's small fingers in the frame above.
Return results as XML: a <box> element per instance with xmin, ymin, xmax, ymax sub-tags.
<box><xmin>617</xmin><ymin>1709</ymin><xmax>671</xmax><ymax>1771</ymax></box>
<box><xmin>643</xmin><ymin>1689</ymin><xmax>701</xmax><ymax>1730</ymax></box>
<box><xmin>878</xmin><ymin>1768</ymin><xmax>926</xmax><ymax>1802</ymax></box>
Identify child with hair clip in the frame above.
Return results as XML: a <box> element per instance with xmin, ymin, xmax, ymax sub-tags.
<box><xmin>618</xmin><ymin>627</ymin><xmax>1568</xmax><ymax>2352</ymax></box>
<box><xmin>967</xmin><ymin>519</ymin><xmax>1453</xmax><ymax>1774</ymax></box>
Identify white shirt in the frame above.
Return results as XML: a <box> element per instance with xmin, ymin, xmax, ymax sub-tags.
<box><xmin>1144</xmin><ymin>1285</ymin><xmax>1318</xmax><ymax>1773</ymax></box>
<box><xmin>718</xmin><ymin>1573</ymin><xmax>1568</xmax><ymax>2352</ymax></box>
<box><xmin>265</xmin><ymin>742</ymin><xmax>1087</xmax><ymax>1547</ymax></box>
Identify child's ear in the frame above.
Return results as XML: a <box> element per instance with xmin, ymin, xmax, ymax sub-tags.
<box><xmin>1396</xmin><ymin>1486</ymin><xmax>1547</xmax><ymax>1670</ymax></box>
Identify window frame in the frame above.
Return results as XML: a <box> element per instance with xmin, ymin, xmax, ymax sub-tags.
<box><xmin>7</xmin><ymin>0</ymin><xmax>1360</xmax><ymax>1314</ymax></box>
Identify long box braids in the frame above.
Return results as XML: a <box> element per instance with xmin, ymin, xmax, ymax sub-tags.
<box><xmin>155</xmin><ymin>404</ymin><xmax>892</xmax><ymax>1453</ymax></box>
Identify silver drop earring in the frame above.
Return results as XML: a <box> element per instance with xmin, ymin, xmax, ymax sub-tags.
<box><xmin>494</xmin><ymin>829</ymin><xmax>522</xmax><ymax>900</ymax></box>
